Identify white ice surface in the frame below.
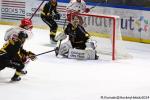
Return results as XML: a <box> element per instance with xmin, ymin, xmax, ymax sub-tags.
<box><xmin>0</xmin><ymin>25</ymin><xmax>150</xmax><ymax>100</ymax></box>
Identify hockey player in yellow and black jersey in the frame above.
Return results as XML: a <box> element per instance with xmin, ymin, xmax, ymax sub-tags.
<box><xmin>0</xmin><ymin>31</ymin><xmax>36</xmax><ymax>81</ymax></box>
<box><xmin>41</xmin><ymin>0</ymin><xmax>60</xmax><ymax>44</ymax></box>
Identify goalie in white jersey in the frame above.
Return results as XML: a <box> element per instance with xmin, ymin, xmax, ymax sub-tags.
<box><xmin>66</xmin><ymin>0</ymin><xmax>90</xmax><ymax>24</ymax></box>
<box><xmin>55</xmin><ymin>15</ymin><xmax>98</xmax><ymax>60</ymax></box>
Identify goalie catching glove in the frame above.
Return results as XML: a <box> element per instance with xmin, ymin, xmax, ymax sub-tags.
<box><xmin>53</xmin><ymin>13</ymin><xmax>61</xmax><ymax>20</ymax></box>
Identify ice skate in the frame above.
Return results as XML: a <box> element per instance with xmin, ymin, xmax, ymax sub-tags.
<box><xmin>11</xmin><ymin>74</ymin><xmax>21</xmax><ymax>81</ymax></box>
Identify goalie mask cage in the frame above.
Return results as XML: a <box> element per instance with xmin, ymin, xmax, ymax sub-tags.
<box><xmin>70</xmin><ymin>13</ymin><xmax>130</xmax><ymax>60</ymax></box>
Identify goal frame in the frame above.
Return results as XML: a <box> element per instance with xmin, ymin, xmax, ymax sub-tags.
<box><xmin>77</xmin><ymin>13</ymin><xmax>117</xmax><ymax>60</ymax></box>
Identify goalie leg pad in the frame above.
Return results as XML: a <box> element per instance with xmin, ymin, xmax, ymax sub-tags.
<box><xmin>86</xmin><ymin>40</ymin><xmax>97</xmax><ymax>50</ymax></box>
<box><xmin>68</xmin><ymin>49</ymin><xmax>97</xmax><ymax>60</ymax></box>
<box><xmin>59</xmin><ymin>40</ymin><xmax>72</xmax><ymax>55</ymax></box>
<box><xmin>55</xmin><ymin>32</ymin><xmax>67</xmax><ymax>41</ymax></box>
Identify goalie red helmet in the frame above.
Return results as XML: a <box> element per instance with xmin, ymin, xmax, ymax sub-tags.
<box><xmin>20</xmin><ymin>18</ymin><xmax>33</xmax><ymax>29</ymax></box>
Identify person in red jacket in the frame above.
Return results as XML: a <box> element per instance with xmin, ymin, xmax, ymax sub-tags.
<box><xmin>66</xmin><ymin>0</ymin><xmax>90</xmax><ymax>25</ymax></box>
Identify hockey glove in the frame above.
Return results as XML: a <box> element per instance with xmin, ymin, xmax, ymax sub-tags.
<box><xmin>28</xmin><ymin>51</ymin><xmax>37</xmax><ymax>61</ymax></box>
<box><xmin>53</xmin><ymin>13</ymin><xmax>60</xmax><ymax>20</ymax></box>
<box><xmin>20</xmin><ymin>53</ymin><xmax>28</xmax><ymax>63</ymax></box>
<box><xmin>0</xmin><ymin>50</ymin><xmax>6</xmax><ymax>55</ymax></box>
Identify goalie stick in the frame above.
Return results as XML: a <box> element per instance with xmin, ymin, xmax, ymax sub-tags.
<box><xmin>55</xmin><ymin>40</ymin><xmax>62</xmax><ymax>57</ymax></box>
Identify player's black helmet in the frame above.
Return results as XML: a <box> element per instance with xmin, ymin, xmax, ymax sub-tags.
<box><xmin>18</xmin><ymin>31</ymin><xmax>28</xmax><ymax>39</ymax></box>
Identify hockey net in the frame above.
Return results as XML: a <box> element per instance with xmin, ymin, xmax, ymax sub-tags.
<box><xmin>70</xmin><ymin>13</ymin><xmax>131</xmax><ymax>60</ymax></box>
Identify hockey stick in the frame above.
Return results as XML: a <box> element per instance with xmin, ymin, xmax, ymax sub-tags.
<box><xmin>63</xmin><ymin>18</ymin><xmax>67</xmax><ymax>30</ymax></box>
<box><xmin>35</xmin><ymin>49</ymin><xmax>56</xmax><ymax>57</ymax></box>
<box><xmin>30</xmin><ymin>0</ymin><xmax>45</xmax><ymax>20</ymax></box>
<box><xmin>55</xmin><ymin>40</ymin><xmax>62</xmax><ymax>56</ymax></box>
<box><xmin>89</xmin><ymin>2</ymin><xmax>104</xmax><ymax>10</ymax></box>
<box><xmin>24</xmin><ymin>49</ymin><xmax>55</xmax><ymax>63</ymax></box>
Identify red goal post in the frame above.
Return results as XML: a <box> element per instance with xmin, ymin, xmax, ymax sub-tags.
<box><xmin>71</xmin><ymin>13</ymin><xmax>129</xmax><ymax>60</ymax></box>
